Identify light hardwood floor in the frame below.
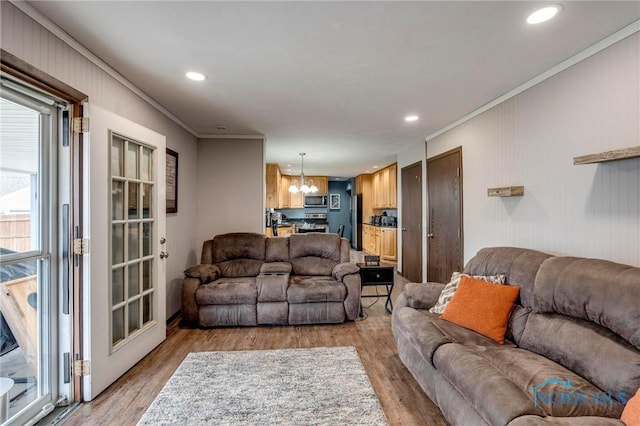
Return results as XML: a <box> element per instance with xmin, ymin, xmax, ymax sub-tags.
<box><xmin>63</xmin><ymin>258</ymin><xmax>448</xmax><ymax>426</ymax></box>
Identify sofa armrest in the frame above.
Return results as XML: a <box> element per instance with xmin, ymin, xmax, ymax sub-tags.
<box><xmin>332</xmin><ymin>262</ymin><xmax>360</xmax><ymax>281</ymax></box>
<box><xmin>181</xmin><ymin>277</ymin><xmax>202</xmax><ymax>325</ymax></box>
<box><xmin>184</xmin><ymin>263</ymin><xmax>220</xmax><ymax>284</ymax></box>
<box><xmin>342</xmin><ymin>273</ymin><xmax>361</xmax><ymax>320</ymax></box>
<box><xmin>260</xmin><ymin>262</ymin><xmax>292</xmax><ymax>274</ymax></box>
<box><xmin>403</xmin><ymin>282</ymin><xmax>446</xmax><ymax>310</ymax></box>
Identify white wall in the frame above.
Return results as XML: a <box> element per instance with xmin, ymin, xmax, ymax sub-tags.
<box><xmin>1</xmin><ymin>2</ymin><xmax>200</xmax><ymax>316</ymax></box>
<box><xmin>195</xmin><ymin>138</ymin><xmax>264</xmax><ymax>252</ymax></box>
<box><xmin>426</xmin><ymin>33</ymin><xmax>640</xmax><ymax>267</ymax></box>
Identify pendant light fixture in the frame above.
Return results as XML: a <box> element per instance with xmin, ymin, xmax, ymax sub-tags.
<box><xmin>288</xmin><ymin>153</ymin><xmax>318</xmax><ymax>194</ymax></box>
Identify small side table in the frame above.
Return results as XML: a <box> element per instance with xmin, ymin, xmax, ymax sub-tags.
<box><xmin>357</xmin><ymin>262</ymin><xmax>394</xmax><ymax>314</ymax></box>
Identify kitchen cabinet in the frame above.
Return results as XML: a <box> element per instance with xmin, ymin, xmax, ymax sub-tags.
<box><xmin>279</xmin><ymin>175</ymin><xmax>291</xmax><ymax>208</ymax></box>
<box><xmin>372</xmin><ymin>163</ymin><xmax>397</xmax><ymax>209</ymax></box>
<box><xmin>362</xmin><ymin>224</ymin><xmax>395</xmax><ymax>260</ymax></box>
<box><xmin>372</xmin><ymin>172</ymin><xmax>381</xmax><ymax>208</ymax></box>
<box><xmin>380</xmin><ymin>227</ymin><xmax>397</xmax><ymax>261</ymax></box>
<box><xmin>362</xmin><ymin>224</ymin><xmax>371</xmax><ymax>253</ymax></box>
<box><xmin>387</xmin><ymin>164</ymin><xmax>397</xmax><ymax>208</ymax></box>
<box><xmin>266</xmin><ymin>165</ymin><xmax>329</xmax><ymax>209</ymax></box>
<box><xmin>373</xmin><ymin>226</ymin><xmax>381</xmax><ymax>255</ymax></box>
<box><xmin>279</xmin><ymin>225</ymin><xmax>296</xmax><ymax>237</ymax></box>
<box><xmin>362</xmin><ymin>224</ymin><xmax>381</xmax><ymax>256</ymax></box>
<box><xmin>265</xmin><ymin>224</ymin><xmax>295</xmax><ymax>237</ymax></box>
<box><xmin>306</xmin><ymin>176</ymin><xmax>328</xmax><ymax>194</ymax></box>
<box><xmin>266</xmin><ymin>163</ymin><xmax>281</xmax><ymax>209</ymax></box>
<box><xmin>289</xmin><ymin>184</ymin><xmax>304</xmax><ymax>208</ymax></box>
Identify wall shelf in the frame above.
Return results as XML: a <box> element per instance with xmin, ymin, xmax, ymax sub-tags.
<box><xmin>573</xmin><ymin>146</ymin><xmax>640</xmax><ymax>165</ymax></box>
<box><xmin>488</xmin><ymin>186</ymin><xmax>524</xmax><ymax>197</ymax></box>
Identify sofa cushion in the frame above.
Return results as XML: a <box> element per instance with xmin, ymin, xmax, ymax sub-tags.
<box><xmin>184</xmin><ymin>264</ymin><xmax>220</xmax><ymax>284</ymax></box>
<box><xmin>287</xmin><ymin>276</ymin><xmax>346</xmax><ymax>303</ymax></box>
<box><xmin>429</xmin><ymin>271</ymin><xmax>506</xmax><ymax>314</ymax></box>
<box><xmin>403</xmin><ymin>282</ymin><xmax>446</xmax><ymax>310</ymax></box>
<box><xmin>393</xmin><ymin>308</ymin><xmax>455</xmax><ymax>364</ymax></box>
<box><xmin>196</xmin><ymin>278</ymin><xmax>257</xmax><ymax>305</ymax></box>
<box><xmin>393</xmin><ymin>308</ymin><xmax>513</xmax><ymax>365</ymax></box>
<box><xmin>463</xmin><ymin>247</ymin><xmax>552</xmax><ymax>309</ymax></box>
<box><xmin>289</xmin><ymin>233</ymin><xmax>341</xmax><ymax>260</ymax></box>
<box><xmin>290</xmin><ymin>257</ymin><xmax>338</xmax><ymax>277</ymax></box>
<box><xmin>289</xmin><ymin>233</ymin><xmax>341</xmax><ymax>275</ymax></box>
<box><xmin>533</xmin><ymin>256</ymin><xmax>640</xmax><ymax>351</ymax></box>
<box><xmin>212</xmin><ymin>232</ymin><xmax>266</xmax><ymax>263</ymax></box>
<box><xmin>260</xmin><ymin>262</ymin><xmax>292</xmax><ymax>274</ymax></box>
<box><xmin>433</xmin><ymin>344</ymin><xmax>624</xmax><ymax>425</ymax></box>
<box><xmin>217</xmin><ymin>259</ymin><xmax>264</xmax><ymax>278</ymax></box>
<box><xmin>519</xmin><ymin>313</ymin><xmax>640</xmax><ymax>400</ymax></box>
<box><xmin>440</xmin><ymin>276</ymin><xmax>520</xmax><ymax>344</ymax></box>
<box><xmin>265</xmin><ymin>237</ymin><xmax>289</xmax><ymax>262</ymax></box>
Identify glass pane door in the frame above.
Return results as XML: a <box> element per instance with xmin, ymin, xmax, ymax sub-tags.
<box><xmin>0</xmin><ymin>89</ymin><xmax>59</xmax><ymax>424</ymax></box>
<box><xmin>110</xmin><ymin>134</ymin><xmax>155</xmax><ymax>350</ymax></box>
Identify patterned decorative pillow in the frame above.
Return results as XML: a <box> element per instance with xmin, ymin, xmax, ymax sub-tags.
<box><xmin>429</xmin><ymin>272</ymin><xmax>506</xmax><ymax>314</ymax></box>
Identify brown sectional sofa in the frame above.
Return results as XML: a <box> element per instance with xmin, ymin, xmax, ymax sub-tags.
<box><xmin>181</xmin><ymin>232</ymin><xmax>361</xmax><ymax>327</ymax></box>
<box><xmin>392</xmin><ymin>247</ymin><xmax>640</xmax><ymax>426</ymax></box>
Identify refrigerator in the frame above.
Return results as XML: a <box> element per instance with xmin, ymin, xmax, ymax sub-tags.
<box><xmin>351</xmin><ymin>194</ymin><xmax>363</xmax><ymax>250</ymax></box>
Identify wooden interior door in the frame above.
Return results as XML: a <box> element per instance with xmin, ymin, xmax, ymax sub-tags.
<box><xmin>401</xmin><ymin>162</ymin><xmax>422</xmax><ymax>282</ymax></box>
<box><xmin>427</xmin><ymin>147</ymin><xmax>463</xmax><ymax>283</ymax></box>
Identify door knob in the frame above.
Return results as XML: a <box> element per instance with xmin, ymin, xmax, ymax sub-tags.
<box><xmin>160</xmin><ymin>251</ymin><xmax>169</xmax><ymax>259</ymax></box>
<box><xmin>427</xmin><ymin>233</ymin><xmax>434</xmax><ymax>239</ymax></box>
<box><xmin>401</xmin><ymin>227</ymin><xmax>407</xmax><ymax>232</ymax></box>
<box><xmin>160</xmin><ymin>237</ymin><xmax>166</xmax><ymax>244</ymax></box>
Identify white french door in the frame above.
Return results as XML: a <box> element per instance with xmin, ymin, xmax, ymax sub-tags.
<box><xmin>83</xmin><ymin>104</ymin><xmax>166</xmax><ymax>400</ymax></box>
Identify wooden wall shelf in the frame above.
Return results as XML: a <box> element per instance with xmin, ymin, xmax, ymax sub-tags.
<box><xmin>573</xmin><ymin>146</ymin><xmax>640</xmax><ymax>165</ymax></box>
<box><xmin>488</xmin><ymin>186</ymin><xmax>524</xmax><ymax>197</ymax></box>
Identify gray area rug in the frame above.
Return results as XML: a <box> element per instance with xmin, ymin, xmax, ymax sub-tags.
<box><xmin>137</xmin><ymin>346</ymin><xmax>388</xmax><ymax>425</ymax></box>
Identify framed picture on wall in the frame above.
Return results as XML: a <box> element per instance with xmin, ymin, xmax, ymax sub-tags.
<box><xmin>166</xmin><ymin>148</ymin><xmax>178</xmax><ymax>213</ymax></box>
<box><xmin>330</xmin><ymin>193</ymin><xmax>340</xmax><ymax>210</ymax></box>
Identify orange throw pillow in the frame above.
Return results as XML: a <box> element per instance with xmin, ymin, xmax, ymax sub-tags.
<box><xmin>440</xmin><ymin>275</ymin><xmax>520</xmax><ymax>344</ymax></box>
<box><xmin>622</xmin><ymin>388</ymin><xmax>640</xmax><ymax>426</ymax></box>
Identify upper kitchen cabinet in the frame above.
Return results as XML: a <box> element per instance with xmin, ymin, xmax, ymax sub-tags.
<box><xmin>306</xmin><ymin>176</ymin><xmax>328</xmax><ymax>194</ymax></box>
<box><xmin>372</xmin><ymin>163</ymin><xmax>397</xmax><ymax>209</ymax></box>
<box><xmin>266</xmin><ymin>164</ymin><xmax>329</xmax><ymax>208</ymax></box>
<box><xmin>279</xmin><ymin>174</ymin><xmax>291</xmax><ymax>208</ymax></box>
<box><xmin>288</xmin><ymin>180</ymin><xmax>305</xmax><ymax>208</ymax></box>
<box><xmin>266</xmin><ymin>163</ymin><xmax>281</xmax><ymax>208</ymax></box>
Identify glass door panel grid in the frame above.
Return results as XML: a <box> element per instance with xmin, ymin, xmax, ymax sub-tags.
<box><xmin>110</xmin><ymin>134</ymin><xmax>155</xmax><ymax>350</ymax></box>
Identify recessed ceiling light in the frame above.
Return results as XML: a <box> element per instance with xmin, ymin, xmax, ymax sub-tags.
<box><xmin>373</xmin><ymin>165</ymin><xmax>379</xmax><ymax>169</ymax></box>
<box><xmin>185</xmin><ymin>71</ymin><xmax>207</xmax><ymax>81</ymax></box>
<box><xmin>405</xmin><ymin>115</ymin><xmax>419</xmax><ymax>122</ymax></box>
<box><xmin>215</xmin><ymin>125</ymin><xmax>227</xmax><ymax>131</ymax></box>
<box><xmin>527</xmin><ymin>5</ymin><xmax>563</xmax><ymax>24</ymax></box>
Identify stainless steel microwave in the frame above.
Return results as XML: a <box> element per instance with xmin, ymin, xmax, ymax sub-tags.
<box><xmin>304</xmin><ymin>195</ymin><xmax>327</xmax><ymax>207</ymax></box>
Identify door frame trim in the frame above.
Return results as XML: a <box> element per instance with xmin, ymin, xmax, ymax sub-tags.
<box><xmin>1</xmin><ymin>49</ymin><xmax>88</xmax><ymax>402</ymax></box>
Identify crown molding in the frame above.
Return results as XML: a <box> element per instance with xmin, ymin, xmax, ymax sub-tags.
<box><xmin>426</xmin><ymin>19</ymin><xmax>640</xmax><ymax>142</ymax></box>
<box><xmin>198</xmin><ymin>134</ymin><xmax>265</xmax><ymax>140</ymax></box>
<box><xmin>10</xmin><ymin>0</ymin><xmax>199</xmax><ymax>138</ymax></box>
